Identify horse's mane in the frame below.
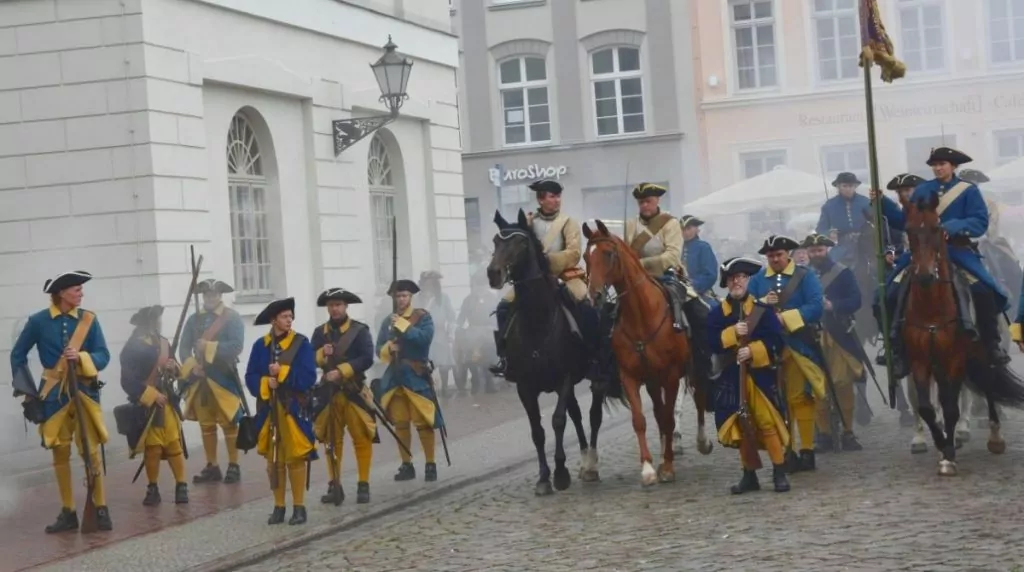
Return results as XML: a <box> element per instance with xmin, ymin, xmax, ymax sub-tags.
<box><xmin>591</xmin><ymin>224</ymin><xmax>660</xmax><ymax>289</ymax></box>
<box><xmin>505</xmin><ymin>216</ymin><xmax>554</xmax><ymax>287</ymax></box>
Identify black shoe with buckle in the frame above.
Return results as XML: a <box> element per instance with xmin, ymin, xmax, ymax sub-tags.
<box><xmin>268</xmin><ymin>506</ymin><xmax>286</xmax><ymax>525</ymax></box>
<box><xmin>799</xmin><ymin>450</ymin><xmax>816</xmax><ymax>472</ymax></box>
<box><xmin>356</xmin><ymin>481</ymin><xmax>370</xmax><ymax>504</ymax></box>
<box><xmin>143</xmin><ymin>484</ymin><xmax>161</xmax><ymax>506</ymax></box>
<box><xmin>772</xmin><ymin>464</ymin><xmax>791</xmax><ymax>492</ymax></box>
<box><xmin>223</xmin><ymin>463</ymin><xmax>241</xmax><ymax>484</ymax></box>
<box><xmin>44</xmin><ymin>508</ymin><xmax>78</xmax><ymax>534</ymax></box>
<box><xmin>96</xmin><ymin>506</ymin><xmax>112</xmax><ymax>531</ymax></box>
<box><xmin>174</xmin><ymin>483</ymin><xmax>189</xmax><ymax>504</ymax></box>
<box><xmin>193</xmin><ymin>464</ymin><xmax>223</xmax><ymax>484</ymax></box>
<box><xmin>288</xmin><ymin>505</ymin><xmax>307</xmax><ymax>526</ymax></box>
<box><xmin>424</xmin><ymin>462</ymin><xmax>438</xmax><ymax>482</ymax></box>
<box><xmin>394</xmin><ymin>462</ymin><xmax>416</xmax><ymax>481</ymax></box>
<box><xmin>320</xmin><ymin>481</ymin><xmax>344</xmax><ymax>506</ymax></box>
<box><xmin>841</xmin><ymin>432</ymin><xmax>864</xmax><ymax>451</ymax></box>
<box><xmin>729</xmin><ymin>470</ymin><xmax>760</xmax><ymax>495</ymax></box>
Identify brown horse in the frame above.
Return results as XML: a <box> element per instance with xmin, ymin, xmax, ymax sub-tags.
<box><xmin>582</xmin><ymin>220</ymin><xmax>710</xmax><ymax>486</ymax></box>
<box><xmin>900</xmin><ymin>192</ymin><xmax>1024</xmax><ymax>476</ymax></box>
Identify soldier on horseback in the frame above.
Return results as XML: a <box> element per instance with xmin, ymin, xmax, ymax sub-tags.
<box><xmin>816</xmin><ymin>172</ymin><xmax>872</xmax><ymax>266</ymax></box>
<box><xmin>884</xmin><ymin>173</ymin><xmax>925</xmax><ymax>255</ymax></box>
<box><xmin>803</xmin><ymin>234</ymin><xmax>866</xmax><ymax>452</ymax></box>
<box><xmin>681</xmin><ymin>215</ymin><xmax>720</xmax><ymax>304</ymax></box>
<box><xmin>871</xmin><ymin>147</ymin><xmax>1012</xmax><ymax>376</ymax></box>
<box><xmin>491</xmin><ymin>179</ymin><xmax>595</xmax><ymax>378</ymax></box>
<box><xmin>624</xmin><ymin>183</ymin><xmax>712</xmax><ymax>381</ymax></box>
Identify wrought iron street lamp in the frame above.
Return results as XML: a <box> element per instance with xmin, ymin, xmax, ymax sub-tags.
<box><xmin>333</xmin><ymin>36</ymin><xmax>414</xmax><ymax>156</ymax></box>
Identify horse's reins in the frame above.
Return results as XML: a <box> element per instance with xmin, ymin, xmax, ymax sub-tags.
<box><xmin>494</xmin><ymin>227</ymin><xmax>550</xmax><ymax>288</ymax></box>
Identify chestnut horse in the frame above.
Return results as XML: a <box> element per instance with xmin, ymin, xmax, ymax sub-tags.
<box><xmin>900</xmin><ymin>192</ymin><xmax>1024</xmax><ymax>475</ymax></box>
<box><xmin>582</xmin><ymin>220</ymin><xmax>711</xmax><ymax>486</ymax></box>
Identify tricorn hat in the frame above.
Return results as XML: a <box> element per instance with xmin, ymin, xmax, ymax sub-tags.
<box><xmin>927</xmin><ymin>146</ymin><xmax>972</xmax><ymax>167</ymax></box>
<box><xmin>801</xmin><ymin>233</ymin><xmax>836</xmax><ymax>248</ymax></box>
<box><xmin>886</xmin><ymin>173</ymin><xmax>926</xmax><ymax>191</ymax></box>
<box><xmin>419</xmin><ymin>270</ymin><xmax>443</xmax><ymax>281</ymax></box>
<box><xmin>757</xmin><ymin>234</ymin><xmax>800</xmax><ymax>255</ymax></box>
<box><xmin>632</xmin><ymin>182</ymin><xmax>667</xmax><ymax>199</ymax></box>
<box><xmin>832</xmin><ymin>172</ymin><xmax>861</xmax><ymax>187</ymax></box>
<box><xmin>528</xmin><ymin>179</ymin><xmax>563</xmax><ymax>195</ymax></box>
<box><xmin>958</xmin><ymin>168</ymin><xmax>990</xmax><ymax>184</ymax></box>
<box><xmin>129</xmin><ymin>305</ymin><xmax>164</xmax><ymax>327</ymax></box>
<box><xmin>253</xmin><ymin>297</ymin><xmax>295</xmax><ymax>326</ymax></box>
<box><xmin>317</xmin><ymin>288</ymin><xmax>362</xmax><ymax>307</ymax></box>
<box><xmin>885</xmin><ymin>245</ymin><xmax>898</xmax><ymax>256</ymax></box>
<box><xmin>387</xmin><ymin>279</ymin><xmax>420</xmax><ymax>296</ymax></box>
<box><xmin>43</xmin><ymin>271</ymin><xmax>92</xmax><ymax>294</ymax></box>
<box><xmin>680</xmin><ymin>215</ymin><xmax>704</xmax><ymax>228</ymax></box>
<box><xmin>719</xmin><ymin>257</ymin><xmax>763</xmax><ymax>289</ymax></box>
<box><xmin>196</xmin><ymin>279</ymin><xmax>234</xmax><ymax>295</ymax></box>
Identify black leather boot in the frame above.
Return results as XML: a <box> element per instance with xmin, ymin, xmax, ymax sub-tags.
<box><xmin>143</xmin><ymin>483</ymin><xmax>161</xmax><ymax>506</ymax></box>
<box><xmin>814</xmin><ymin>433</ymin><xmax>834</xmax><ymax>454</ymax></box>
<box><xmin>267</xmin><ymin>506</ymin><xmax>286</xmax><ymax>525</ymax></box>
<box><xmin>289</xmin><ymin>505</ymin><xmax>307</xmax><ymax>525</ymax></box>
<box><xmin>772</xmin><ymin>464</ymin><xmax>791</xmax><ymax>492</ymax></box>
<box><xmin>424</xmin><ymin>462</ymin><xmax>438</xmax><ymax>482</ymax></box>
<box><xmin>44</xmin><ymin>508</ymin><xmax>78</xmax><ymax>534</ymax></box>
<box><xmin>394</xmin><ymin>462</ymin><xmax>416</xmax><ymax>481</ymax></box>
<box><xmin>974</xmin><ymin>289</ymin><xmax>1012</xmax><ymax>366</ymax></box>
<box><xmin>489</xmin><ymin>301</ymin><xmax>511</xmax><ymax>376</ymax></box>
<box><xmin>223</xmin><ymin>462</ymin><xmax>241</xmax><ymax>484</ymax></box>
<box><xmin>356</xmin><ymin>481</ymin><xmax>370</xmax><ymax>504</ymax></box>
<box><xmin>729</xmin><ymin>470</ymin><xmax>760</xmax><ymax>495</ymax></box>
<box><xmin>320</xmin><ymin>481</ymin><xmax>344</xmax><ymax>505</ymax></box>
<box><xmin>783</xmin><ymin>450</ymin><xmax>802</xmax><ymax>474</ymax></box>
<box><xmin>174</xmin><ymin>482</ymin><xmax>189</xmax><ymax>504</ymax></box>
<box><xmin>95</xmin><ymin>506</ymin><xmax>112</xmax><ymax>531</ymax></box>
<box><xmin>841</xmin><ymin>432</ymin><xmax>863</xmax><ymax>451</ymax></box>
<box><xmin>799</xmin><ymin>450</ymin><xmax>816</xmax><ymax>471</ymax></box>
<box><xmin>193</xmin><ymin>463</ymin><xmax>222</xmax><ymax>484</ymax></box>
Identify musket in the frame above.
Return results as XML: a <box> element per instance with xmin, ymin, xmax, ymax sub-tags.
<box><xmin>268</xmin><ymin>385</ymin><xmax>280</xmax><ymax>491</ymax></box>
<box><xmin>736</xmin><ymin>303</ymin><xmax>762</xmax><ymax>470</ymax></box>
<box><xmin>69</xmin><ymin>366</ymin><xmax>99</xmax><ymax>533</ymax></box>
<box><xmin>389</xmin><ymin>216</ymin><xmax>450</xmax><ymax>466</ymax></box>
<box><xmin>808</xmin><ymin>325</ymin><xmax>850</xmax><ymax>452</ymax></box>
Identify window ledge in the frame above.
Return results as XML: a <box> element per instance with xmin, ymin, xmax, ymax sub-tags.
<box><xmin>233</xmin><ymin>297</ymin><xmax>276</xmax><ymax>318</ymax></box>
<box><xmin>489</xmin><ymin>0</ymin><xmax>546</xmax><ymax>12</ymax></box>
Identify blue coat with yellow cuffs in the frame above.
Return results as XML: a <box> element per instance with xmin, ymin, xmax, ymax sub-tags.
<box><xmin>244</xmin><ymin>331</ymin><xmax>319</xmax><ymax>463</ymax></box>
<box><xmin>747</xmin><ymin>259</ymin><xmax>827</xmax><ymax>399</ymax></box>
<box><xmin>374</xmin><ymin>307</ymin><xmax>444</xmax><ymax>429</ymax></box>
<box><xmin>683</xmin><ymin>237</ymin><xmax>718</xmax><ymax>299</ymax></box>
<box><xmin>816</xmin><ymin>193</ymin><xmax>871</xmax><ymax>262</ymax></box>
<box><xmin>311</xmin><ymin>319</ymin><xmax>375</xmax><ymax>381</ymax></box>
<box><xmin>811</xmin><ymin>257</ymin><xmax>865</xmax><ymax>383</ymax></box>
<box><xmin>1011</xmin><ymin>276</ymin><xmax>1024</xmax><ymax>345</ymax></box>
<box><xmin>178</xmin><ymin>303</ymin><xmax>246</xmax><ymax>425</ymax></box>
<box><xmin>11</xmin><ymin>304</ymin><xmax>110</xmax><ymax>448</ymax></box>
<box><xmin>881</xmin><ymin>177</ymin><xmax>1009</xmax><ymax>310</ymax></box>
<box><xmin>120</xmin><ymin>330</ymin><xmax>180</xmax><ymax>451</ymax></box>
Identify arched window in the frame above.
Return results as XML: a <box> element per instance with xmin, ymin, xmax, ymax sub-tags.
<box><xmin>498</xmin><ymin>56</ymin><xmax>550</xmax><ymax>145</ymax></box>
<box><xmin>226</xmin><ymin>113</ymin><xmax>272</xmax><ymax>296</ymax></box>
<box><xmin>368</xmin><ymin>134</ymin><xmax>395</xmax><ymax>289</ymax></box>
<box><xmin>590</xmin><ymin>47</ymin><xmax>645</xmax><ymax>136</ymax></box>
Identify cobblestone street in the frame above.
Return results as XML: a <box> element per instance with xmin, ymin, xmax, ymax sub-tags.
<box><xmin>243</xmin><ymin>385</ymin><xmax>1024</xmax><ymax>572</ymax></box>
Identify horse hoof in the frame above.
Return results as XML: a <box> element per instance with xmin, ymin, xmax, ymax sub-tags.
<box><xmin>581</xmin><ymin>470</ymin><xmax>600</xmax><ymax>482</ymax></box>
<box><xmin>534</xmin><ymin>480</ymin><xmax>554</xmax><ymax>496</ymax></box>
<box><xmin>988</xmin><ymin>440</ymin><xmax>1007</xmax><ymax>455</ymax></box>
<box><xmin>956</xmin><ymin>429</ymin><xmax>971</xmax><ymax>443</ymax></box>
<box><xmin>937</xmin><ymin>460</ymin><xmax>958</xmax><ymax>477</ymax></box>
<box><xmin>910</xmin><ymin>442</ymin><xmax>928</xmax><ymax>454</ymax></box>
<box><xmin>553</xmin><ymin>467</ymin><xmax>572</xmax><ymax>491</ymax></box>
<box><xmin>641</xmin><ymin>462</ymin><xmax>657</xmax><ymax>487</ymax></box>
<box><xmin>697</xmin><ymin>441</ymin><xmax>714</xmax><ymax>455</ymax></box>
<box><xmin>657</xmin><ymin>467</ymin><xmax>675</xmax><ymax>483</ymax></box>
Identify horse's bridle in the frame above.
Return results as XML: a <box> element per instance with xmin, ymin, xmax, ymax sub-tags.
<box><xmin>586</xmin><ymin>236</ymin><xmax>658</xmax><ymax>299</ymax></box>
<box><xmin>905</xmin><ymin>218</ymin><xmax>950</xmax><ymax>286</ymax></box>
<box><xmin>494</xmin><ymin>227</ymin><xmax>546</xmax><ymax>287</ymax></box>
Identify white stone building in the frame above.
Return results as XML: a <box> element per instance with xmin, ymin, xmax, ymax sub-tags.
<box><xmin>0</xmin><ymin>0</ymin><xmax>466</xmax><ymax>455</ymax></box>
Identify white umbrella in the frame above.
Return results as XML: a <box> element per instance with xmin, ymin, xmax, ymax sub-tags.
<box><xmin>684</xmin><ymin>166</ymin><xmax>829</xmax><ymax>216</ymax></box>
<box><xmin>988</xmin><ymin>156</ymin><xmax>1024</xmax><ymax>182</ymax></box>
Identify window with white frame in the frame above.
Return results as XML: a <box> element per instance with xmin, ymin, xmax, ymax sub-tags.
<box><xmin>990</xmin><ymin>0</ymin><xmax>1024</xmax><ymax>64</ymax></box>
<box><xmin>995</xmin><ymin>129</ymin><xmax>1024</xmax><ymax>165</ymax></box>
<box><xmin>591</xmin><ymin>47</ymin><xmax>645</xmax><ymax>136</ymax></box>
<box><xmin>821</xmin><ymin>143</ymin><xmax>870</xmax><ymax>187</ymax></box>
<box><xmin>813</xmin><ymin>0</ymin><xmax>860</xmax><ymax>82</ymax></box>
<box><xmin>905</xmin><ymin>134</ymin><xmax>956</xmax><ymax>178</ymax></box>
<box><xmin>227</xmin><ymin>113</ymin><xmax>272</xmax><ymax>298</ymax></box>
<box><xmin>368</xmin><ymin>135</ymin><xmax>396</xmax><ymax>290</ymax></box>
<box><xmin>740</xmin><ymin>150</ymin><xmax>788</xmax><ymax>178</ymax></box>
<box><xmin>499</xmin><ymin>56</ymin><xmax>551</xmax><ymax>145</ymax></box>
<box><xmin>730</xmin><ymin>0</ymin><xmax>778</xmax><ymax>89</ymax></box>
<box><xmin>898</xmin><ymin>0</ymin><xmax>946</xmax><ymax>72</ymax></box>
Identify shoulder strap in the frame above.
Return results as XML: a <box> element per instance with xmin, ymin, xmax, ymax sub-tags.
<box><xmin>936</xmin><ymin>181</ymin><xmax>972</xmax><ymax>216</ymax></box>
<box><xmin>628</xmin><ymin>213</ymin><xmax>674</xmax><ymax>254</ymax></box>
<box><xmin>201</xmin><ymin>310</ymin><xmax>231</xmax><ymax>342</ymax></box>
<box><xmin>145</xmin><ymin>338</ymin><xmax>170</xmax><ymax>387</ymax></box>
<box><xmin>819</xmin><ymin>263</ymin><xmax>847</xmax><ymax>291</ymax></box>
<box><xmin>333</xmin><ymin>323</ymin><xmax>362</xmax><ymax>359</ymax></box>
<box><xmin>68</xmin><ymin>311</ymin><xmax>95</xmax><ymax>353</ymax></box>
<box><xmin>777</xmin><ymin>266</ymin><xmax>807</xmax><ymax>307</ymax></box>
<box><xmin>540</xmin><ymin>214</ymin><xmax>569</xmax><ymax>253</ymax></box>
<box><xmin>407</xmin><ymin>309</ymin><xmax>427</xmax><ymax>327</ymax></box>
<box><xmin>277</xmin><ymin>334</ymin><xmax>305</xmax><ymax>366</ymax></box>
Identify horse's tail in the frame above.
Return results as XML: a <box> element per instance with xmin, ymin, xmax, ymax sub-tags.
<box><xmin>965</xmin><ymin>360</ymin><xmax>1024</xmax><ymax>409</ymax></box>
<box><xmin>591</xmin><ymin>374</ymin><xmax>628</xmax><ymax>411</ymax></box>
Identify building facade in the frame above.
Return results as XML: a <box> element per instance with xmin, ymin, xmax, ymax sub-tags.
<box><xmin>692</xmin><ymin>0</ymin><xmax>1024</xmax><ymax>214</ymax></box>
<box><xmin>0</xmin><ymin>0</ymin><xmax>465</xmax><ymax>452</ymax></box>
<box><xmin>452</xmin><ymin>0</ymin><xmax>703</xmax><ymax>251</ymax></box>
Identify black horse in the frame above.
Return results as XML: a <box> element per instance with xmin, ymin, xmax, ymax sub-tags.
<box><xmin>487</xmin><ymin>209</ymin><xmax>610</xmax><ymax>496</ymax></box>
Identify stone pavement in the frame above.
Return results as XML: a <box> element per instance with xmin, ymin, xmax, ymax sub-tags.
<box><xmin>4</xmin><ymin>383</ymin><xmax>541</xmax><ymax>572</ymax></box>
<box><xmin>239</xmin><ymin>384</ymin><xmax>1024</xmax><ymax>572</ymax></box>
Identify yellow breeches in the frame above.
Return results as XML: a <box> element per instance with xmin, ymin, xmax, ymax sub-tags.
<box><xmin>717</xmin><ymin>376</ymin><xmax>791</xmax><ymax>457</ymax></box>
<box><xmin>313</xmin><ymin>391</ymin><xmax>375</xmax><ymax>482</ymax></box>
<box><xmin>816</xmin><ymin>382</ymin><xmax>855</xmax><ymax>436</ymax></box>
<box><xmin>503</xmin><ymin>277</ymin><xmax>588</xmax><ymax>302</ymax></box>
<box><xmin>143</xmin><ymin>440</ymin><xmax>186</xmax><ymax>485</ymax></box>
<box><xmin>184</xmin><ymin>379</ymin><xmax>242</xmax><ymax>425</ymax></box>
<box><xmin>385</xmin><ymin>388</ymin><xmax>436</xmax><ymax>464</ymax></box>
<box><xmin>40</xmin><ymin>394</ymin><xmax>108</xmax><ymax>450</ymax></box>
<box><xmin>257</xmin><ymin>402</ymin><xmax>314</xmax><ymax>465</ymax></box>
<box><xmin>780</xmin><ymin>348</ymin><xmax>827</xmax><ymax>451</ymax></box>
<box><xmin>269</xmin><ymin>460</ymin><xmax>307</xmax><ymax>507</ymax></box>
<box><xmin>132</xmin><ymin>404</ymin><xmax>182</xmax><ymax>456</ymax></box>
<box><xmin>815</xmin><ymin>333</ymin><xmax>860</xmax><ymax>437</ymax></box>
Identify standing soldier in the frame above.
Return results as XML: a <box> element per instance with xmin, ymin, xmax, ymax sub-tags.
<box><xmin>375</xmin><ymin>279</ymin><xmax>443</xmax><ymax>482</ymax></box>
<box><xmin>311</xmin><ymin>288</ymin><xmax>376</xmax><ymax>506</ymax></box>
<box><xmin>708</xmin><ymin>257</ymin><xmax>791</xmax><ymax>494</ymax></box>
<box><xmin>747</xmin><ymin>236</ymin><xmax>827</xmax><ymax>473</ymax></box>
<box><xmin>624</xmin><ymin>183</ymin><xmax>712</xmax><ymax>380</ymax></box>
<box><xmin>680</xmin><ymin>215</ymin><xmax>720</xmax><ymax>304</ymax></box>
<box><xmin>456</xmin><ymin>269</ymin><xmax>500</xmax><ymax>394</ymax></box>
<box><xmin>803</xmin><ymin>234</ymin><xmax>865</xmax><ymax>452</ymax></box>
<box><xmin>244</xmin><ymin>298</ymin><xmax>318</xmax><ymax>526</ymax></box>
<box><xmin>816</xmin><ymin>172</ymin><xmax>872</xmax><ymax>265</ymax></box>
<box><xmin>179</xmin><ymin>279</ymin><xmax>246</xmax><ymax>485</ymax></box>
<box><xmin>11</xmin><ymin>271</ymin><xmax>112</xmax><ymax>533</ymax></box>
<box><xmin>491</xmin><ymin>179</ymin><xmax>591</xmax><ymax>377</ymax></box>
<box><xmin>119</xmin><ymin>305</ymin><xmax>189</xmax><ymax>505</ymax></box>
<box><xmin>419</xmin><ymin>271</ymin><xmax>456</xmax><ymax>395</ymax></box>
